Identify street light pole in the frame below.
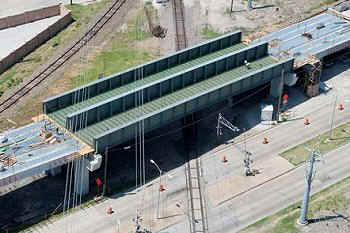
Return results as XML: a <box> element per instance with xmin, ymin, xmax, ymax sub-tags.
<box><xmin>150</xmin><ymin>159</ymin><xmax>162</xmax><ymax>218</ymax></box>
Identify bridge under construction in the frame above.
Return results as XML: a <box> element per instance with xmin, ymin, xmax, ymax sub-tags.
<box><xmin>3</xmin><ymin>6</ymin><xmax>350</xmax><ymax>196</ymax></box>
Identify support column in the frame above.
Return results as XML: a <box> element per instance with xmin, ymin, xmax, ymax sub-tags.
<box><xmin>270</xmin><ymin>75</ymin><xmax>284</xmax><ymax>120</ymax></box>
<box><xmin>270</xmin><ymin>76</ymin><xmax>283</xmax><ymax>99</ymax></box>
<box><xmin>74</xmin><ymin>157</ymin><xmax>89</xmax><ymax>196</ymax></box>
<box><xmin>49</xmin><ymin>166</ymin><xmax>62</xmax><ymax>176</ymax></box>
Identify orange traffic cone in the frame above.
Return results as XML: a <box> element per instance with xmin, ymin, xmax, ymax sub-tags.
<box><xmin>107</xmin><ymin>207</ymin><xmax>113</xmax><ymax>214</ymax></box>
<box><xmin>338</xmin><ymin>104</ymin><xmax>344</xmax><ymax>111</ymax></box>
<box><xmin>222</xmin><ymin>156</ymin><xmax>228</xmax><ymax>163</ymax></box>
<box><xmin>263</xmin><ymin>137</ymin><xmax>268</xmax><ymax>144</ymax></box>
<box><xmin>304</xmin><ymin>117</ymin><xmax>310</xmax><ymax>125</ymax></box>
<box><xmin>159</xmin><ymin>184</ymin><xmax>165</xmax><ymax>192</ymax></box>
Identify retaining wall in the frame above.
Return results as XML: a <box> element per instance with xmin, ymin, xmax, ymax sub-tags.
<box><xmin>0</xmin><ymin>6</ymin><xmax>73</xmax><ymax>74</ymax></box>
<box><xmin>0</xmin><ymin>4</ymin><xmax>60</xmax><ymax>30</ymax></box>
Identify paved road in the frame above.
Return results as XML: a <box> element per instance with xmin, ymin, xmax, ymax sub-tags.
<box><xmin>37</xmin><ymin>65</ymin><xmax>350</xmax><ymax>233</ymax></box>
<box><xmin>164</xmin><ymin>139</ymin><xmax>350</xmax><ymax>233</ymax></box>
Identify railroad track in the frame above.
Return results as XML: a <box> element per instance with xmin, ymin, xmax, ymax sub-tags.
<box><xmin>172</xmin><ymin>0</ymin><xmax>187</xmax><ymax>51</ymax></box>
<box><xmin>173</xmin><ymin>1</ymin><xmax>208</xmax><ymax>231</ymax></box>
<box><xmin>183</xmin><ymin>114</ymin><xmax>209</xmax><ymax>233</ymax></box>
<box><xmin>185</xmin><ymin>154</ymin><xmax>209</xmax><ymax>233</ymax></box>
<box><xmin>0</xmin><ymin>0</ymin><xmax>127</xmax><ymax>114</ymax></box>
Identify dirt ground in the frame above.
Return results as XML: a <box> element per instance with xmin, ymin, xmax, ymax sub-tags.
<box><xmin>302</xmin><ymin>209</ymin><xmax>350</xmax><ymax>233</ymax></box>
<box><xmin>183</xmin><ymin>0</ymin><xmax>337</xmax><ymax>45</ymax></box>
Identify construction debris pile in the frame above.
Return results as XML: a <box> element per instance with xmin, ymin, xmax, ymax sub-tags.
<box><xmin>144</xmin><ymin>5</ymin><xmax>167</xmax><ymax>38</ymax></box>
<box><xmin>151</xmin><ymin>25</ymin><xmax>167</xmax><ymax>38</ymax></box>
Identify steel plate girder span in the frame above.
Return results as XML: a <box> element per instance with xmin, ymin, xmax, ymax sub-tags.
<box><xmin>66</xmin><ymin>42</ymin><xmax>268</xmax><ymax>131</ymax></box>
<box><xmin>48</xmin><ymin>43</ymin><xmax>246</xmax><ymax>129</ymax></box>
<box><xmin>42</xmin><ymin>31</ymin><xmax>242</xmax><ymax>114</ymax></box>
<box><xmin>92</xmin><ymin>58</ymin><xmax>294</xmax><ymax>153</ymax></box>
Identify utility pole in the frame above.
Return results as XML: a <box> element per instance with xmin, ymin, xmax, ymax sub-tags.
<box><xmin>70</xmin><ymin>0</ymin><xmax>73</xmax><ymax>5</ymax></box>
<box><xmin>230</xmin><ymin>0</ymin><xmax>234</xmax><ymax>15</ymax></box>
<box><xmin>217</xmin><ymin>113</ymin><xmax>240</xmax><ymax>137</ymax></box>
<box><xmin>217</xmin><ymin>114</ymin><xmax>254</xmax><ymax>176</ymax></box>
<box><xmin>298</xmin><ymin>148</ymin><xmax>321</xmax><ymax>225</ymax></box>
<box><xmin>242</xmin><ymin>129</ymin><xmax>253</xmax><ymax>176</ymax></box>
<box><xmin>102</xmin><ymin>146</ymin><xmax>109</xmax><ymax>196</ymax></box>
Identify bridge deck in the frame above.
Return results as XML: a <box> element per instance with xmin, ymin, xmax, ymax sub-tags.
<box><xmin>75</xmin><ymin>56</ymin><xmax>276</xmax><ymax>145</ymax></box>
<box><xmin>49</xmin><ymin>43</ymin><xmax>246</xmax><ymax>128</ymax></box>
<box><xmin>0</xmin><ymin>119</ymin><xmax>86</xmax><ymax>189</ymax></box>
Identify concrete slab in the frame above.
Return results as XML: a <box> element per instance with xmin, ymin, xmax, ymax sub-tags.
<box><xmin>0</xmin><ymin>119</ymin><xmax>83</xmax><ymax>190</ymax></box>
<box><xmin>252</xmin><ymin>13</ymin><xmax>350</xmax><ymax>66</ymax></box>
<box><xmin>0</xmin><ymin>0</ymin><xmax>100</xmax><ymax>18</ymax></box>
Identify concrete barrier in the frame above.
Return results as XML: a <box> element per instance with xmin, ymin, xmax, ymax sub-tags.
<box><xmin>0</xmin><ymin>6</ymin><xmax>72</xmax><ymax>74</ymax></box>
<box><xmin>0</xmin><ymin>4</ymin><xmax>61</xmax><ymax>30</ymax></box>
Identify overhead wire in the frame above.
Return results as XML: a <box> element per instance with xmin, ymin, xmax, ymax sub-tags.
<box><xmin>63</xmin><ymin>160</ymin><xmax>70</xmax><ymax>233</ymax></box>
<box><xmin>67</xmin><ymin>158</ymin><xmax>74</xmax><ymax>233</ymax></box>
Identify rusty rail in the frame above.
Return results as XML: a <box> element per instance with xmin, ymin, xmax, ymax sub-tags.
<box><xmin>172</xmin><ymin>0</ymin><xmax>187</xmax><ymax>51</ymax></box>
<box><xmin>0</xmin><ymin>0</ymin><xmax>127</xmax><ymax>114</ymax></box>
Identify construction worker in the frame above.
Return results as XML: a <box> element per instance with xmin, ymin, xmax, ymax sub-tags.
<box><xmin>244</xmin><ymin>60</ymin><xmax>251</xmax><ymax>69</ymax></box>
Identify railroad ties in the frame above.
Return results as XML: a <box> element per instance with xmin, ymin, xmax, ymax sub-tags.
<box><xmin>173</xmin><ymin>0</ymin><xmax>187</xmax><ymax>50</ymax></box>
<box><xmin>0</xmin><ymin>0</ymin><xmax>127</xmax><ymax>114</ymax></box>
<box><xmin>172</xmin><ymin>1</ymin><xmax>209</xmax><ymax>232</ymax></box>
<box><xmin>185</xmin><ymin>155</ymin><xmax>209</xmax><ymax>233</ymax></box>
